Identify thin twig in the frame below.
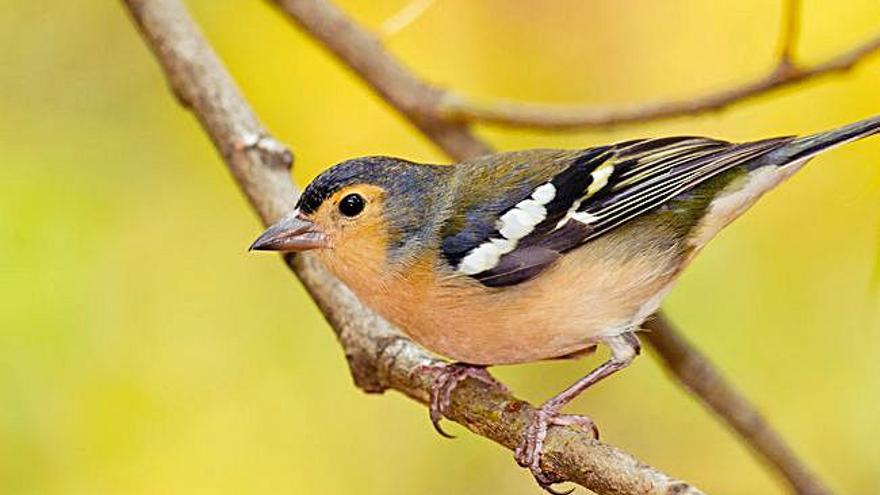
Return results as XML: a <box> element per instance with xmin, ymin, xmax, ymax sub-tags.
<box><xmin>643</xmin><ymin>314</ymin><xmax>832</xmax><ymax>495</ymax></box>
<box><xmin>119</xmin><ymin>0</ymin><xmax>703</xmax><ymax>493</ymax></box>
<box><xmin>268</xmin><ymin>1</ymin><xmax>832</xmax><ymax>493</ymax></box>
<box><xmin>380</xmin><ymin>0</ymin><xmax>437</xmax><ymax>39</ymax></box>
<box><xmin>437</xmin><ymin>35</ymin><xmax>879</xmax><ymax>130</ymax></box>
<box><xmin>778</xmin><ymin>0</ymin><xmax>801</xmax><ymax>65</ymax></box>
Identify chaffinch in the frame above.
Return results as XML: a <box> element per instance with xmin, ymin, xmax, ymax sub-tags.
<box><xmin>251</xmin><ymin>115</ymin><xmax>879</xmax><ymax>492</ymax></box>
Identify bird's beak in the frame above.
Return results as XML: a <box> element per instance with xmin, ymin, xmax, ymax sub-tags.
<box><xmin>249</xmin><ymin>212</ymin><xmax>328</xmax><ymax>252</ymax></box>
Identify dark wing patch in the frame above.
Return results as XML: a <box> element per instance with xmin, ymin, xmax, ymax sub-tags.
<box><xmin>528</xmin><ymin>146</ymin><xmax>613</xmax><ymax>237</ymax></box>
<box><xmin>475</xmin><ymin>246</ymin><xmax>562</xmax><ymax>287</ymax></box>
<box><xmin>453</xmin><ymin>135</ymin><xmax>794</xmax><ymax>287</ymax></box>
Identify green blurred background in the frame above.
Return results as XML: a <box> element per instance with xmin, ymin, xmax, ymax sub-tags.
<box><xmin>1</xmin><ymin>0</ymin><xmax>879</xmax><ymax>493</ymax></box>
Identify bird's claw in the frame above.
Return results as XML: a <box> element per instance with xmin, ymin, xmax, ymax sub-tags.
<box><xmin>420</xmin><ymin>362</ymin><xmax>506</xmax><ymax>438</ymax></box>
<box><xmin>515</xmin><ymin>408</ymin><xmax>599</xmax><ymax>494</ymax></box>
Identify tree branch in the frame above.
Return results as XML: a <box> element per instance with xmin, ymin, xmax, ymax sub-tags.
<box><xmin>119</xmin><ymin>0</ymin><xmax>704</xmax><ymax>493</ymax></box>
<box><xmin>269</xmin><ymin>0</ymin><xmax>489</xmax><ymax>161</ymax></box>
<box><xmin>267</xmin><ymin>0</ymin><xmax>832</xmax><ymax>493</ymax></box>
<box><xmin>643</xmin><ymin>315</ymin><xmax>831</xmax><ymax>495</ymax></box>
<box><xmin>436</xmin><ymin>33</ymin><xmax>879</xmax><ymax>130</ymax></box>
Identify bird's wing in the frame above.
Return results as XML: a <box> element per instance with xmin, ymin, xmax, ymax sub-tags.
<box><xmin>443</xmin><ymin>136</ymin><xmax>794</xmax><ymax>287</ymax></box>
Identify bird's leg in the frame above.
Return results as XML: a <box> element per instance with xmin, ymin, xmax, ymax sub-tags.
<box><xmin>515</xmin><ymin>332</ymin><xmax>641</xmax><ymax>493</ymax></box>
<box><xmin>420</xmin><ymin>362</ymin><xmax>507</xmax><ymax>438</ymax></box>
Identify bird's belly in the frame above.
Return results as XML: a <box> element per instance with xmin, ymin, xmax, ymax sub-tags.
<box><xmin>391</xmin><ymin>241</ymin><xmax>681</xmax><ymax>365</ymax></box>
<box><xmin>408</xmin><ymin>305</ymin><xmax>614</xmax><ymax>365</ymax></box>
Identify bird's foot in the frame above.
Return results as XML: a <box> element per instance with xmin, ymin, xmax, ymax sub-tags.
<box><xmin>515</xmin><ymin>408</ymin><xmax>599</xmax><ymax>494</ymax></box>
<box><xmin>420</xmin><ymin>362</ymin><xmax>507</xmax><ymax>438</ymax></box>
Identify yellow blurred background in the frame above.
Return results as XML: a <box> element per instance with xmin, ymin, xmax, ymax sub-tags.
<box><xmin>1</xmin><ymin>0</ymin><xmax>879</xmax><ymax>493</ymax></box>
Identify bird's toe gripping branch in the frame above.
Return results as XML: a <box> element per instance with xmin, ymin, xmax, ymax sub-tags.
<box><xmin>419</xmin><ymin>362</ymin><xmax>508</xmax><ymax>438</ymax></box>
<box><xmin>515</xmin><ymin>410</ymin><xmax>600</xmax><ymax>494</ymax></box>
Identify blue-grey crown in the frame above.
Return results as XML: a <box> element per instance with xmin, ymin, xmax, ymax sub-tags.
<box><xmin>297</xmin><ymin>157</ymin><xmax>439</xmax><ymax>212</ymax></box>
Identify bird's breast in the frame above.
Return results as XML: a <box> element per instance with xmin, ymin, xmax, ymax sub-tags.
<box><xmin>346</xmin><ymin>238</ymin><xmax>683</xmax><ymax>365</ymax></box>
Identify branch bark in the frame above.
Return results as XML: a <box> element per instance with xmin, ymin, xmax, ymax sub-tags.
<box><xmin>437</xmin><ymin>34</ymin><xmax>880</xmax><ymax>129</ymax></box>
<box><xmin>120</xmin><ymin>0</ymin><xmax>704</xmax><ymax>493</ymax></box>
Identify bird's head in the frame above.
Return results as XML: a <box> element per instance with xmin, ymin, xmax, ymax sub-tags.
<box><xmin>250</xmin><ymin>156</ymin><xmax>452</xmax><ymax>277</ymax></box>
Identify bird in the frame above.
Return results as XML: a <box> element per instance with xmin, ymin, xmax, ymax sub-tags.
<box><xmin>250</xmin><ymin>115</ymin><xmax>879</xmax><ymax>492</ymax></box>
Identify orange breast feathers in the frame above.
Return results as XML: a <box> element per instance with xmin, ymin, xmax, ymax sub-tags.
<box><xmin>319</xmin><ymin>233</ymin><xmax>682</xmax><ymax>366</ymax></box>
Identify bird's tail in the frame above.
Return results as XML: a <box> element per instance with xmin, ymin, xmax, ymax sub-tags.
<box><xmin>765</xmin><ymin>114</ymin><xmax>880</xmax><ymax>166</ymax></box>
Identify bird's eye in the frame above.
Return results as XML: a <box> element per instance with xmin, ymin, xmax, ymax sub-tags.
<box><xmin>338</xmin><ymin>193</ymin><xmax>365</xmax><ymax>217</ymax></box>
